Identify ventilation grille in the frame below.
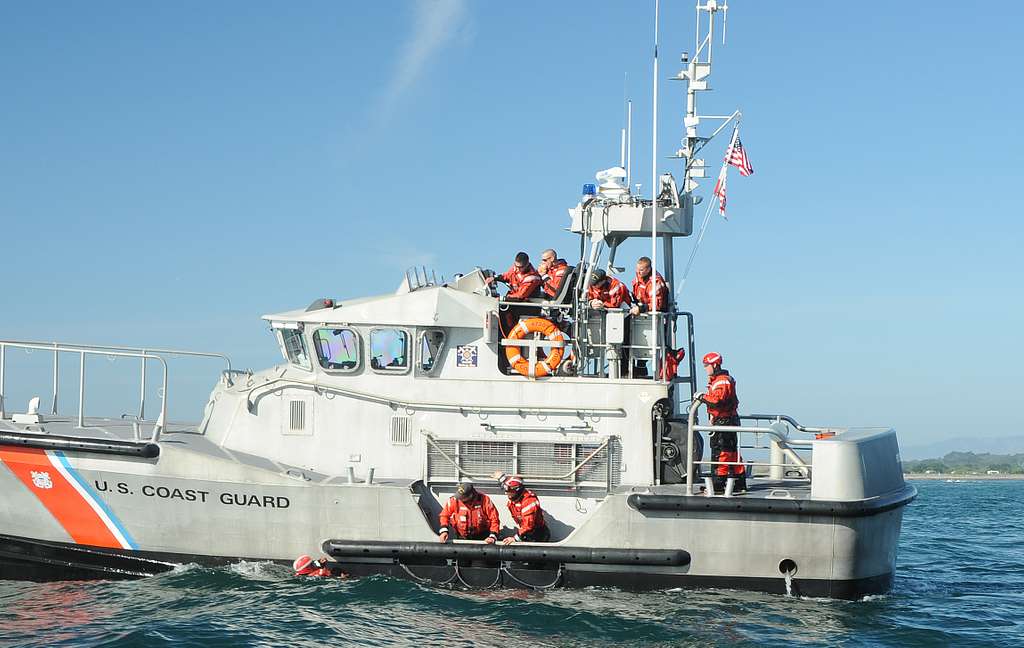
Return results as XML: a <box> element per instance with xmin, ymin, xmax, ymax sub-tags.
<box><xmin>390</xmin><ymin>416</ymin><xmax>411</xmax><ymax>445</ymax></box>
<box><xmin>289</xmin><ymin>400</ymin><xmax>306</xmax><ymax>431</ymax></box>
<box><xmin>426</xmin><ymin>438</ymin><xmax>619</xmax><ymax>487</ymax></box>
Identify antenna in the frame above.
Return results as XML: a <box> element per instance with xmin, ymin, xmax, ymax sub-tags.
<box><xmin>650</xmin><ymin>0</ymin><xmax>660</xmax><ymax>372</ymax></box>
<box><xmin>626</xmin><ymin>100</ymin><xmax>633</xmax><ymax>188</ymax></box>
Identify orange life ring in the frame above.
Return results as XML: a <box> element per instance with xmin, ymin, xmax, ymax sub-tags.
<box><xmin>505</xmin><ymin>317</ymin><xmax>567</xmax><ymax>378</ymax></box>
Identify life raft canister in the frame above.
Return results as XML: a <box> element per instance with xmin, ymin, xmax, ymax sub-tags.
<box><xmin>505</xmin><ymin>317</ymin><xmax>567</xmax><ymax>378</ymax></box>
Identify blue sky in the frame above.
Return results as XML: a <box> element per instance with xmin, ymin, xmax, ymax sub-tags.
<box><xmin>1</xmin><ymin>1</ymin><xmax>1021</xmax><ymax>451</ymax></box>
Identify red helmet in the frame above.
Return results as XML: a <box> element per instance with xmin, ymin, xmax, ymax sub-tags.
<box><xmin>702</xmin><ymin>352</ymin><xmax>723</xmax><ymax>366</ymax></box>
<box><xmin>501</xmin><ymin>475</ymin><xmax>526</xmax><ymax>499</ymax></box>
<box><xmin>293</xmin><ymin>554</ymin><xmax>314</xmax><ymax>574</ymax></box>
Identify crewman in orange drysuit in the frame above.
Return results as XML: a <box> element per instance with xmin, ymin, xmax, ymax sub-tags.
<box><xmin>438</xmin><ymin>480</ymin><xmax>500</xmax><ymax>543</ymax></box>
<box><xmin>486</xmin><ymin>252</ymin><xmax>543</xmax><ymax>301</ymax></box>
<box><xmin>538</xmin><ymin>249</ymin><xmax>570</xmax><ymax>299</ymax></box>
<box><xmin>587</xmin><ymin>269</ymin><xmax>632</xmax><ymax>310</ymax></box>
<box><xmin>495</xmin><ymin>472</ymin><xmax>550</xmax><ymax>543</ymax></box>
<box><xmin>629</xmin><ymin>256</ymin><xmax>669</xmax><ymax>315</ymax></box>
<box><xmin>293</xmin><ymin>554</ymin><xmax>348</xmax><ymax>578</ymax></box>
<box><xmin>696</xmin><ymin>352</ymin><xmax>747</xmax><ymax>493</ymax></box>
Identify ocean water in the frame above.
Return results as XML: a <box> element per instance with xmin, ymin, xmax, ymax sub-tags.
<box><xmin>1</xmin><ymin>481</ymin><xmax>1021</xmax><ymax>647</ymax></box>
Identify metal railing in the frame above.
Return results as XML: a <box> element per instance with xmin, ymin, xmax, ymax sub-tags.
<box><xmin>683</xmin><ymin>400</ymin><xmax>814</xmax><ymax>495</ymax></box>
<box><xmin>423</xmin><ymin>433</ymin><xmax>617</xmax><ymax>491</ymax></box>
<box><xmin>0</xmin><ymin>339</ymin><xmax>231</xmax><ymax>441</ymax></box>
<box><xmin>246</xmin><ymin>376</ymin><xmax>625</xmax><ymax>419</ymax></box>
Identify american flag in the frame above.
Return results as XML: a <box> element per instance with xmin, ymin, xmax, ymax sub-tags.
<box><xmin>712</xmin><ymin>166</ymin><xmax>728</xmax><ymax>217</ymax></box>
<box><xmin>724</xmin><ymin>132</ymin><xmax>754</xmax><ymax>176</ymax></box>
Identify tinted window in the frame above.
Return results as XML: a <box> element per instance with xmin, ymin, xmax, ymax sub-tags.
<box><xmin>419</xmin><ymin>330</ymin><xmax>446</xmax><ymax>373</ymax></box>
<box><xmin>278</xmin><ymin>329</ymin><xmax>312</xmax><ymax>371</ymax></box>
<box><xmin>314</xmin><ymin>328</ymin><xmax>360</xmax><ymax>371</ymax></box>
<box><xmin>370</xmin><ymin>329</ymin><xmax>409</xmax><ymax>372</ymax></box>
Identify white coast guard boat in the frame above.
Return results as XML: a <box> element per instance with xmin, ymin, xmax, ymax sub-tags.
<box><xmin>0</xmin><ymin>3</ymin><xmax>913</xmax><ymax>598</ymax></box>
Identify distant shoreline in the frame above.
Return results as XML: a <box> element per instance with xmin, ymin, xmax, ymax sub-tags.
<box><xmin>904</xmin><ymin>473</ymin><xmax>1024</xmax><ymax>481</ymax></box>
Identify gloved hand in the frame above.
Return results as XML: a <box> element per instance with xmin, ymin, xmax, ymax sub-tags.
<box><xmin>485</xmin><ymin>536</ymin><xmax>496</xmax><ymax>545</ymax></box>
<box><xmin>693</xmin><ymin>392</ymin><xmax>705</xmax><ymax>401</ymax></box>
<box><xmin>438</xmin><ymin>532</ymin><xmax>449</xmax><ymax>543</ymax></box>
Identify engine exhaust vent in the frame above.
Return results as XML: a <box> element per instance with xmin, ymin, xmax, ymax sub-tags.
<box><xmin>390</xmin><ymin>416</ymin><xmax>411</xmax><ymax>446</ymax></box>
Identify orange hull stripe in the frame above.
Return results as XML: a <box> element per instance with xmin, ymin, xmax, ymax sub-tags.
<box><xmin>0</xmin><ymin>446</ymin><xmax>121</xmax><ymax>548</ymax></box>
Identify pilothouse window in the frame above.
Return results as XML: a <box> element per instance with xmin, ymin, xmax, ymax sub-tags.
<box><xmin>370</xmin><ymin>328</ymin><xmax>409</xmax><ymax>372</ymax></box>
<box><xmin>314</xmin><ymin>328</ymin><xmax>360</xmax><ymax>372</ymax></box>
<box><xmin>278</xmin><ymin>329</ymin><xmax>312</xmax><ymax>371</ymax></box>
<box><xmin>419</xmin><ymin>330</ymin><xmax>446</xmax><ymax>373</ymax></box>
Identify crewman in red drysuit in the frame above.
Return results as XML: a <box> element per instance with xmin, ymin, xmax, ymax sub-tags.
<box><xmin>486</xmin><ymin>252</ymin><xmax>543</xmax><ymax>301</ymax></box>
<box><xmin>293</xmin><ymin>554</ymin><xmax>348</xmax><ymax>578</ymax></box>
<box><xmin>629</xmin><ymin>256</ymin><xmax>669</xmax><ymax>315</ymax></box>
<box><xmin>538</xmin><ymin>249</ymin><xmax>570</xmax><ymax>299</ymax></box>
<box><xmin>587</xmin><ymin>269</ymin><xmax>632</xmax><ymax>310</ymax></box>
<box><xmin>695</xmin><ymin>352</ymin><xmax>747</xmax><ymax>493</ymax></box>
<box><xmin>438</xmin><ymin>479</ymin><xmax>500</xmax><ymax>543</ymax></box>
<box><xmin>494</xmin><ymin>472</ymin><xmax>550</xmax><ymax>543</ymax></box>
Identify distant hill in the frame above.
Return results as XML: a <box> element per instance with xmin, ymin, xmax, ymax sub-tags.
<box><xmin>903</xmin><ymin>451</ymin><xmax>1024</xmax><ymax>474</ymax></box>
<box><xmin>900</xmin><ymin>435</ymin><xmax>1024</xmax><ymax>460</ymax></box>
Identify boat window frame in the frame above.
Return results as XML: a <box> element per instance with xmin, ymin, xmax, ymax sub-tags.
<box><xmin>416</xmin><ymin>328</ymin><xmax>447</xmax><ymax>376</ymax></box>
<box><xmin>312</xmin><ymin>326</ymin><xmax>363</xmax><ymax>374</ymax></box>
<box><xmin>275</xmin><ymin>326</ymin><xmax>313</xmax><ymax>372</ymax></box>
<box><xmin>368</xmin><ymin>327</ymin><xmax>412</xmax><ymax>375</ymax></box>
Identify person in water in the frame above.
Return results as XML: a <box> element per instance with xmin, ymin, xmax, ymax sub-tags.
<box><xmin>293</xmin><ymin>554</ymin><xmax>348</xmax><ymax>578</ymax></box>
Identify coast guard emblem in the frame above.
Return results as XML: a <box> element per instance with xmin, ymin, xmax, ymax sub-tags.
<box><xmin>456</xmin><ymin>345</ymin><xmax>478</xmax><ymax>367</ymax></box>
<box><xmin>30</xmin><ymin>471</ymin><xmax>53</xmax><ymax>490</ymax></box>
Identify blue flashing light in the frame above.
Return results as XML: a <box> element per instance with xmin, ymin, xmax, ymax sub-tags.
<box><xmin>582</xmin><ymin>183</ymin><xmax>597</xmax><ymax>196</ymax></box>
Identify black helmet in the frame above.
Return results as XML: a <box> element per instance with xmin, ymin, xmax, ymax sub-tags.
<box><xmin>591</xmin><ymin>268</ymin><xmax>607</xmax><ymax>284</ymax></box>
<box><xmin>456</xmin><ymin>479</ymin><xmax>476</xmax><ymax>501</ymax></box>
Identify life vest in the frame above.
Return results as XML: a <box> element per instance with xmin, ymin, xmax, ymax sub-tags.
<box><xmin>705</xmin><ymin>369</ymin><xmax>739</xmax><ymax>419</ymax></box>
<box><xmin>499</xmin><ymin>263</ymin><xmax>543</xmax><ymax>300</ymax></box>
<box><xmin>541</xmin><ymin>259</ymin><xmax>570</xmax><ymax>298</ymax></box>
<box><xmin>587</xmin><ymin>277</ymin><xmax>631</xmax><ymax>308</ymax></box>
<box><xmin>660</xmin><ymin>348</ymin><xmax>686</xmax><ymax>381</ymax></box>
<box><xmin>505</xmin><ymin>317</ymin><xmax>567</xmax><ymax>378</ymax></box>
<box><xmin>507</xmin><ymin>489</ymin><xmax>547</xmax><ymax>539</ymax></box>
<box><xmin>438</xmin><ymin>493</ymin><xmax>500</xmax><ymax>540</ymax></box>
<box><xmin>631</xmin><ymin>271</ymin><xmax>669</xmax><ymax>312</ymax></box>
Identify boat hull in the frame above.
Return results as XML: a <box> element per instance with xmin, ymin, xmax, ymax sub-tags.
<box><xmin>0</xmin><ymin>440</ymin><xmax>913</xmax><ymax>599</ymax></box>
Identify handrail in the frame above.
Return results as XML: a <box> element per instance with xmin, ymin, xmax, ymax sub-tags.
<box><xmin>245</xmin><ymin>377</ymin><xmax>626</xmax><ymax>419</ymax></box>
<box><xmin>0</xmin><ymin>341</ymin><xmax>169</xmax><ymax>441</ymax></box>
<box><xmin>0</xmin><ymin>339</ymin><xmax>230</xmax><ymax>421</ymax></box>
<box><xmin>423</xmin><ymin>432</ymin><xmax>613</xmax><ymax>483</ymax></box>
<box><xmin>740</xmin><ymin>413</ymin><xmax>827</xmax><ymax>434</ymax></box>
<box><xmin>685</xmin><ymin>400</ymin><xmax>811</xmax><ymax>495</ymax></box>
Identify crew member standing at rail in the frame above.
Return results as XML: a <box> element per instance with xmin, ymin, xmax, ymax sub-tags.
<box><xmin>696</xmin><ymin>352</ymin><xmax>747</xmax><ymax>493</ymax></box>
<box><xmin>486</xmin><ymin>252</ymin><xmax>542</xmax><ymax>301</ymax></box>
<box><xmin>494</xmin><ymin>472</ymin><xmax>550</xmax><ymax>543</ymax></box>
<box><xmin>538</xmin><ymin>249</ymin><xmax>570</xmax><ymax>299</ymax></box>
<box><xmin>587</xmin><ymin>269</ymin><xmax>631</xmax><ymax>310</ymax></box>
<box><xmin>438</xmin><ymin>479</ymin><xmax>500</xmax><ymax>543</ymax></box>
<box><xmin>629</xmin><ymin>256</ymin><xmax>669</xmax><ymax>315</ymax></box>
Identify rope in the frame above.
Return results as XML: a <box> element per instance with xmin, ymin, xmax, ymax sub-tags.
<box><xmin>455</xmin><ymin>562</ymin><xmax>502</xmax><ymax>589</ymax></box>
<box><xmin>675</xmin><ymin>194</ymin><xmax>718</xmax><ymax>299</ymax></box>
<box><xmin>501</xmin><ymin>564</ymin><xmax>564</xmax><ymax>590</ymax></box>
<box><xmin>399</xmin><ymin>562</ymin><xmax>459</xmax><ymax>586</ymax></box>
